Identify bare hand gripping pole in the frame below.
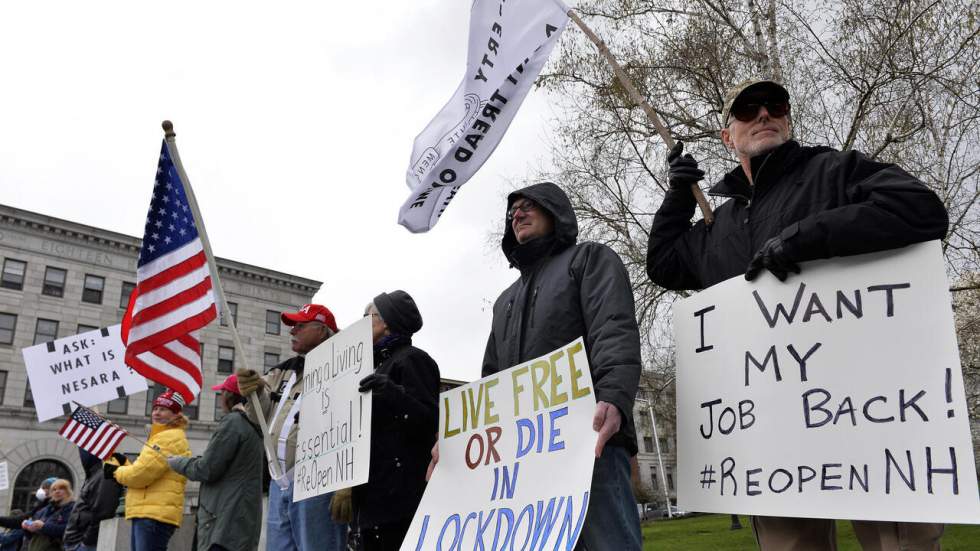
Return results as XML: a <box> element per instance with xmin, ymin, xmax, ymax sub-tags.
<box><xmin>566</xmin><ymin>10</ymin><xmax>715</xmax><ymax>225</ymax></box>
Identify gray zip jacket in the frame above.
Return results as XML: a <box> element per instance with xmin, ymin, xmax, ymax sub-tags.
<box><xmin>482</xmin><ymin>182</ymin><xmax>641</xmax><ymax>454</ymax></box>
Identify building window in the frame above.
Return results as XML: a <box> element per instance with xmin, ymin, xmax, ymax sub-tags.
<box><xmin>77</xmin><ymin>324</ymin><xmax>98</xmax><ymax>334</ymax></box>
<box><xmin>42</xmin><ymin>267</ymin><xmax>67</xmax><ymax>297</ymax></box>
<box><xmin>642</xmin><ymin>437</ymin><xmax>654</xmax><ymax>453</ymax></box>
<box><xmin>82</xmin><ymin>274</ymin><xmax>105</xmax><ymax>304</ymax></box>
<box><xmin>33</xmin><ymin>319</ymin><xmax>59</xmax><ymax>345</ymax></box>
<box><xmin>659</xmin><ymin>438</ymin><xmax>669</xmax><ymax>453</ymax></box>
<box><xmin>107</xmin><ymin>396</ymin><xmax>129</xmax><ymax>415</ymax></box>
<box><xmin>24</xmin><ymin>380</ymin><xmax>34</xmax><ymax>408</ymax></box>
<box><xmin>217</xmin><ymin>346</ymin><xmax>235</xmax><ymax>374</ymax></box>
<box><xmin>0</xmin><ymin>313</ymin><xmax>15</xmax><ymax>345</ymax></box>
<box><xmin>1</xmin><ymin>259</ymin><xmax>26</xmax><ymax>290</ymax></box>
<box><xmin>264</xmin><ymin>352</ymin><xmax>280</xmax><ymax>372</ymax></box>
<box><xmin>650</xmin><ymin>466</ymin><xmax>659</xmax><ymax>491</ymax></box>
<box><xmin>220</xmin><ymin>302</ymin><xmax>238</xmax><ymax>327</ymax></box>
<box><xmin>184</xmin><ymin>399</ymin><xmax>198</xmax><ymax>421</ymax></box>
<box><xmin>213</xmin><ymin>392</ymin><xmax>226</xmax><ymax>421</ymax></box>
<box><xmin>145</xmin><ymin>383</ymin><xmax>197</xmax><ymax>420</ymax></box>
<box><xmin>0</xmin><ymin>370</ymin><xmax>6</xmax><ymax>405</ymax></box>
<box><xmin>265</xmin><ymin>311</ymin><xmax>281</xmax><ymax>335</ymax></box>
<box><xmin>11</xmin><ymin>460</ymin><xmax>73</xmax><ymax>513</ymax></box>
<box><xmin>120</xmin><ymin>282</ymin><xmax>136</xmax><ymax>309</ymax></box>
<box><xmin>666</xmin><ymin>470</ymin><xmax>674</xmax><ymax>492</ymax></box>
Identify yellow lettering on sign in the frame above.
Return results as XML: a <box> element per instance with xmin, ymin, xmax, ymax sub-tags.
<box><xmin>511</xmin><ymin>366</ymin><xmax>529</xmax><ymax>416</ymax></box>
<box><xmin>549</xmin><ymin>350</ymin><xmax>568</xmax><ymax>406</ymax></box>
<box><xmin>567</xmin><ymin>341</ymin><xmax>592</xmax><ymax>400</ymax></box>
<box><xmin>443</xmin><ymin>395</ymin><xmax>461</xmax><ymax>438</ymax></box>
<box><xmin>484</xmin><ymin>377</ymin><xmax>500</xmax><ymax>425</ymax></box>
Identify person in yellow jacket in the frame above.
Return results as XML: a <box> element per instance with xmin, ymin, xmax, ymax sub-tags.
<box><xmin>104</xmin><ymin>389</ymin><xmax>191</xmax><ymax>551</ymax></box>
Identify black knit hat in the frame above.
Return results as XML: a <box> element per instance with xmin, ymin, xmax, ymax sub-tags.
<box><xmin>373</xmin><ymin>290</ymin><xmax>423</xmax><ymax>336</ymax></box>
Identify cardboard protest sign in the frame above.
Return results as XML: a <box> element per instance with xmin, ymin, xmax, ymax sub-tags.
<box><xmin>674</xmin><ymin>241</ymin><xmax>980</xmax><ymax>523</ymax></box>
<box><xmin>402</xmin><ymin>338</ymin><xmax>596</xmax><ymax>550</ymax></box>
<box><xmin>293</xmin><ymin>316</ymin><xmax>373</xmax><ymax>501</ymax></box>
<box><xmin>22</xmin><ymin>325</ymin><xmax>148</xmax><ymax>422</ymax></box>
<box><xmin>398</xmin><ymin>0</ymin><xmax>568</xmax><ymax>232</ymax></box>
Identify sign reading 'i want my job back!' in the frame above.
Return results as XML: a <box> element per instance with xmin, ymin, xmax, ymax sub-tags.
<box><xmin>293</xmin><ymin>316</ymin><xmax>373</xmax><ymax>501</ymax></box>
<box><xmin>674</xmin><ymin>241</ymin><xmax>980</xmax><ymax>523</ymax></box>
<box><xmin>402</xmin><ymin>338</ymin><xmax>597</xmax><ymax>550</ymax></box>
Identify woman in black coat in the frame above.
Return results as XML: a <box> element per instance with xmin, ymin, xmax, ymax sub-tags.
<box><xmin>347</xmin><ymin>290</ymin><xmax>440</xmax><ymax>551</ymax></box>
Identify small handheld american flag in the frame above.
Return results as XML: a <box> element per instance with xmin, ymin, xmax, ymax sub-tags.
<box><xmin>59</xmin><ymin>405</ymin><xmax>128</xmax><ymax>460</ymax></box>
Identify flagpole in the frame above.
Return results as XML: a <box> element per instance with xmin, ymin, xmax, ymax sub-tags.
<box><xmin>160</xmin><ymin>120</ymin><xmax>285</xmax><ymax>481</ymax></box>
<box><xmin>564</xmin><ymin>8</ymin><xmax>715</xmax><ymax>225</ymax></box>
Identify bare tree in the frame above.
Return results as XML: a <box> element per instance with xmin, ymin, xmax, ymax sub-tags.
<box><xmin>952</xmin><ymin>275</ymin><xmax>980</xmax><ymax>419</ymax></box>
<box><xmin>532</xmin><ymin>0</ymin><xmax>979</xmax><ymax>383</ymax></box>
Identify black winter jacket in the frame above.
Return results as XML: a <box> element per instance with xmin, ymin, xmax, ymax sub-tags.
<box><xmin>353</xmin><ymin>337</ymin><xmax>440</xmax><ymax>527</ymax></box>
<box><xmin>647</xmin><ymin>141</ymin><xmax>949</xmax><ymax>290</ymax></box>
<box><xmin>62</xmin><ymin>455</ymin><xmax>122</xmax><ymax>547</ymax></box>
<box><xmin>482</xmin><ymin>182</ymin><xmax>642</xmax><ymax>455</ymax></box>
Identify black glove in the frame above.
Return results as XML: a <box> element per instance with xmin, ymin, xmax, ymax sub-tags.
<box><xmin>358</xmin><ymin>373</ymin><xmax>393</xmax><ymax>394</ymax></box>
<box><xmin>111</xmin><ymin>452</ymin><xmax>128</xmax><ymax>465</ymax></box>
<box><xmin>103</xmin><ymin>462</ymin><xmax>119</xmax><ymax>480</ymax></box>
<box><xmin>745</xmin><ymin>236</ymin><xmax>801</xmax><ymax>282</ymax></box>
<box><xmin>666</xmin><ymin>141</ymin><xmax>704</xmax><ymax>191</ymax></box>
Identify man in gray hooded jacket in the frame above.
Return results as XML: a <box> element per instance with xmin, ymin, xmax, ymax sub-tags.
<box><xmin>482</xmin><ymin>181</ymin><xmax>643</xmax><ymax>550</ymax></box>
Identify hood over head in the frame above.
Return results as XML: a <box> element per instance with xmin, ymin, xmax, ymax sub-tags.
<box><xmin>79</xmin><ymin>448</ymin><xmax>101</xmax><ymax>474</ymax></box>
<box><xmin>502</xmin><ymin>182</ymin><xmax>578</xmax><ymax>265</ymax></box>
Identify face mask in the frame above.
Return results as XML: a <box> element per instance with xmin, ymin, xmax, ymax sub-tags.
<box><xmin>35</xmin><ymin>488</ymin><xmax>46</xmax><ymax>500</ymax></box>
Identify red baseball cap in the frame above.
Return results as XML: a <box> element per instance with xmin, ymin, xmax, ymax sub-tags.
<box><xmin>211</xmin><ymin>374</ymin><xmax>241</xmax><ymax>396</ymax></box>
<box><xmin>281</xmin><ymin>304</ymin><xmax>339</xmax><ymax>333</ymax></box>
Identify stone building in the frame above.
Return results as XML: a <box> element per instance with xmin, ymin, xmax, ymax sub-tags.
<box><xmin>633</xmin><ymin>380</ymin><xmax>677</xmax><ymax>510</ymax></box>
<box><xmin>0</xmin><ymin>203</ymin><xmax>321</xmax><ymax>514</ymax></box>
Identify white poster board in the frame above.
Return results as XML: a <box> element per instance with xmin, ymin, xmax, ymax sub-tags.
<box><xmin>674</xmin><ymin>241</ymin><xmax>980</xmax><ymax>523</ymax></box>
<box><xmin>402</xmin><ymin>338</ymin><xmax>597</xmax><ymax>550</ymax></box>
<box><xmin>0</xmin><ymin>462</ymin><xmax>8</xmax><ymax>491</ymax></box>
<box><xmin>293</xmin><ymin>316</ymin><xmax>373</xmax><ymax>501</ymax></box>
<box><xmin>22</xmin><ymin>325</ymin><xmax>148</xmax><ymax>422</ymax></box>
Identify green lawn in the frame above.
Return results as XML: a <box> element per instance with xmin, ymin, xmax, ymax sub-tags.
<box><xmin>642</xmin><ymin>514</ymin><xmax>980</xmax><ymax>550</ymax></box>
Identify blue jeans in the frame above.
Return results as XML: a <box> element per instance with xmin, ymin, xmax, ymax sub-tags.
<box><xmin>267</xmin><ymin>479</ymin><xmax>348</xmax><ymax>551</ymax></box>
<box><xmin>130</xmin><ymin>518</ymin><xmax>176</xmax><ymax>551</ymax></box>
<box><xmin>575</xmin><ymin>446</ymin><xmax>643</xmax><ymax>550</ymax></box>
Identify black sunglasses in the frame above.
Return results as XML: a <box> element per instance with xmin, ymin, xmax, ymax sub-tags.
<box><xmin>729</xmin><ymin>100</ymin><xmax>791</xmax><ymax>123</ymax></box>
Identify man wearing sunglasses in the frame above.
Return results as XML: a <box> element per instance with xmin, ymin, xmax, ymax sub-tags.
<box><xmin>647</xmin><ymin>81</ymin><xmax>949</xmax><ymax>549</ymax></box>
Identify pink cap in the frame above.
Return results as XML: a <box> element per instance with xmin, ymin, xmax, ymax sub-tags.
<box><xmin>211</xmin><ymin>374</ymin><xmax>241</xmax><ymax>396</ymax></box>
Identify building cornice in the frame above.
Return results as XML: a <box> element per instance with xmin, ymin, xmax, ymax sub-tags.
<box><xmin>0</xmin><ymin>203</ymin><xmax>322</xmax><ymax>294</ymax></box>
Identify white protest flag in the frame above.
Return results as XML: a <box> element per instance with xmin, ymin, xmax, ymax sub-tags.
<box><xmin>402</xmin><ymin>338</ymin><xmax>596</xmax><ymax>550</ymax></box>
<box><xmin>398</xmin><ymin>0</ymin><xmax>569</xmax><ymax>233</ymax></box>
<box><xmin>674</xmin><ymin>241</ymin><xmax>980</xmax><ymax>524</ymax></box>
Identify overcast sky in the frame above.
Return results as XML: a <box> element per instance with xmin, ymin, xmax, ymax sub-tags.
<box><xmin>0</xmin><ymin>1</ymin><xmax>564</xmax><ymax>382</ymax></box>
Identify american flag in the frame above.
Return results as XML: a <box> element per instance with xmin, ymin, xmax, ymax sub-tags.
<box><xmin>121</xmin><ymin>140</ymin><xmax>217</xmax><ymax>404</ymax></box>
<box><xmin>59</xmin><ymin>405</ymin><xmax>127</xmax><ymax>460</ymax></box>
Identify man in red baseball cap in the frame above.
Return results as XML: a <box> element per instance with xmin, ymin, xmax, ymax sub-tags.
<box><xmin>236</xmin><ymin>304</ymin><xmax>348</xmax><ymax>549</ymax></box>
